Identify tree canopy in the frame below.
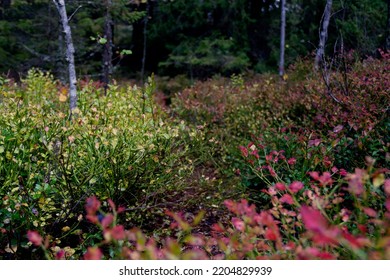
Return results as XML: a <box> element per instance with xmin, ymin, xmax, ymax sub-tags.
<box><xmin>0</xmin><ymin>0</ymin><xmax>388</xmax><ymax>79</ymax></box>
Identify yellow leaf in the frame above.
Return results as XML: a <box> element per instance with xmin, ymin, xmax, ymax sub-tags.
<box><xmin>373</xmin><ymin>173</ymin><xmax>385</xmax><ymax>188</ymax></box>
<box><xmin>60</xmin><ymin>87</ymin><xmax>68</xmax><ymax>95</ymax></box>
<box><xmin>5</xmin><ymin>244</ymin><xmax>17</xmax><ymax>253</ymax></box>
<box><xmin>39</xmin><ymin>197</ymin><xmax>46</xmax><ymax>207</ymax></box>
<box><xmin>71</xmin><ymin>107</ymin><xmax>81</xmax><ymax>115</ymax></box>
<box><xmin>63</xmin><ymin>246</ymin><xmax>75</xmax><ymax>257</ymax></box>
<box><xmin>59</xmin><ymin>94</ymin><xmax>67</xmax><ymax>102</ymax></box>
<box><xmin>6</xmin><ymin>151</ymin><xmax>12</xmax><ymax>160</ymax></box>
<box><xmin>62</xmin><ymin>226</ymin><xmax>71</xmax><ymax>232</ymax></box>
<box><xmin>193</xmin><ymin>210</ymin><xmax>205</xmax><ymax>226</ymax></box>
<box><xmin>11</xmin><ymin>187</ymin><xmax>19</xmax><ymax>193</ymax></box>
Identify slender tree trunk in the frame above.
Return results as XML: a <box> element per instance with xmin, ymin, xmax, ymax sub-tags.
<box><xmin>141</xmin><ymin>2</ymin><xmax>150</xmax><ymax>83</ymax></box>
<box><xmin>279</xmin><ymin>0</ymin><xmax>286</xmax><ymax>78</ymax></box>
<box><xmin>102</xmin><ymin>0</ymin><xmax>113</xmax><ymax>95</ymax></box>
<box><xmin>315</xmin><ymin>0</ymin><xmax>332</xmax><ymax>69</ymax></box>
<box><xmin>386</xmin><ymin>0</ymin><xmax>390</xmax><ymax>51</ymax></box>
<box><xmin>53</xmin><ymin>0</ymin><xmax>77</xmax><ymax>113</ymax></box>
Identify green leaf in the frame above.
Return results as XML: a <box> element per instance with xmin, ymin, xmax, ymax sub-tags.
<box><xmin>98</xmin><ymin>38</ymin><xmax>107</xmax><ymax>44</ymax></box>
<box><xmin>120</xmin><ymin>49</ymin><xmax>132</xmax><ymax>56</ymax></box>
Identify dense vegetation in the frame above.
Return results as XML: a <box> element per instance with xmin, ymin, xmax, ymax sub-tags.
<box><xmin>1</xmin><ymin>51</ymin><xmax>389</xmax><ymax>259</ymax></box>
<box><xmin>0</xmin><ymin>0</ymin><xmax>389</xmax><ymax>260</ymax></box>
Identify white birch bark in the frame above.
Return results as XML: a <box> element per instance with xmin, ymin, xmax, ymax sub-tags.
<box><xmin>315</xmin><ymin>0</ymin><xmax>332</xmax><ymax>69</ymax></box>
<box><xmin>279</xmin><ymin>0</ymin><xmax>286</xmax><ymax>78</ymax></box>
<box><xmin>53</xmin><ymin>0</ymin><xmax>78</xmax><ymax>113</ymax></box>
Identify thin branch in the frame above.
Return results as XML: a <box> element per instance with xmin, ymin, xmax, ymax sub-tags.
<box><xmin>68</xmin><ymin>5</ymin><xmax>83</xmax><ymax>22</ymax></box>
<box><xmin>20</xmin><ymin>43</ymin><xmax>52</xmax><ymax>62</ymax></box>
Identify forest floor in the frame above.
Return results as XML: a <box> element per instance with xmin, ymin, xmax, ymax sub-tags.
<box><xmin>135</xmin><ymin>162</ymin><xmax>242</xmax><ymax>238</ymax></box>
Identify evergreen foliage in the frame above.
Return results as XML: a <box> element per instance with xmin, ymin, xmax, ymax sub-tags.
<box><xmin>0</xmin><ymin>0</ymin><xmax>388</xmax><ymax>78</ymax></box>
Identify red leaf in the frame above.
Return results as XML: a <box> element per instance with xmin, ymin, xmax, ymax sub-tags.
<box><xmin>309</xmin><ymin>171</ymin><xmax>320</xmax><ymax>181</ymax></box>
<box><xmin>280</xmin><ymin>194</ymin><xmax>294</xmax><ymax>205</ymax></box>
<box><xmin>107</xmin><ymin>199</ymin><xmax>116</xmax><ymax>211</ymax></box>
<box><xmin>101</xmin><ymin>214</ymin><xmax>114</xmax><ymax>228</ymax></box>
<box><xmin>287</xmin><ymin>157</ymin><xmax>296</xmax><ymax>165</ymax></box>
<box><xmin>111</xmin><ymin>225</ymin><xmax>126</xmax><ymax>240</ymax></box>
<box><xmin>384</xmin><ymin>179</ymin><xmax>390</xmax><ymax>195</ymax></box>
<box><xmin>333</xmin><ymin>125</ymin><xmax>344</xmax><ymax>133</ymax></box>
<box><xmin>300</xmin><ymin>206</ymin><xmax>328</xmax><ymax>232</ymax></box>
<box><xmin>274</xmin><ymin>182</ymin><xmax>287</xmax><ymax>191</ymax></box>
<box><xmin>342</xmin><ymin>228</ymin><xmax>369</xmax><ymax>249</ymax></box>
<box><xmin>85</xmin><ymin>196</ymin><xmax>101</xmax><ymax>215</ymax></box>
<box><xmin>231</xmin><ymin>217</ymin><xmax>245</xmax><ymax>232</ymax></box>
<box><xmin>363</xmin><ymin>207</ymin><xmax>377</xmax><ymax>218</ymax></box>
<box><xmin>84</xmin><ymin>247</ymin><xmax>103</xmax><ymax>260</ymax></box>
<box><xmin>386</xmin><ymin>199</ymin><xmax>390</xmax><ymax>212</ymax></box>
<box><xmin>267</xmin><ymin>166</ymin><xmax>277</xmax><ymax>177</ymax></box>
<box><xmin>27</xmin><ymin>230</ymin><xmax>43</xmax><ymax>246</ymax></box>
<box><xmin>319</xmin><ymin>172</ymin><xmax>333</xmax><ymax>186</ymax></box>
<box><xmin>308</xmin><ymin>139</ymin><xmax>321</xmax><ymax>147</ymax></box>
<box><xmin>265</xmin><ymin>228</ymin><xmax>278</xmax><ymax>241</ymax></box>
<box><xmin>239</xmin><ymin>146</ymin><xmax>248</xmax><ymax>157</ymax></box>
<box><xmin>289</xmin><ymin>181</ymin><xmax>304</xmax><ymax>193</ymax></box>
<box><xmin>56</xmin><ymin>250</ymin><xmax>65</xmax><ymax>260</ymax></box>
<box><xmin>211</xmin><ymin>223</ymin><xmax>225</xmax><ymax>233</ymax></box>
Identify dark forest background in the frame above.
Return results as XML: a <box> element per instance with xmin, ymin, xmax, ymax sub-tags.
<box><xmin>1</xmin><ymin>0</ymin><xmax>389</xmax><ymax>82</ymax></box>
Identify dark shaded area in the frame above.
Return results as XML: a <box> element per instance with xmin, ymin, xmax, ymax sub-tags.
<box><xmin>0</xmin><ymin>0</ymin><xmax>388</xmax><ymax>81</ymax></box>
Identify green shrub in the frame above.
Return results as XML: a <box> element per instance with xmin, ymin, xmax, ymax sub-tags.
<box><xmin>0</xmin><ymin>71</ymin><xmax>197</xmax><ymax>259</ymax></box>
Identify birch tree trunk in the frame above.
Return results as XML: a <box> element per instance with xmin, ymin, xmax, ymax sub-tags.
<box><xmin>315</xmin><ymin>0</ymin><xmax>332</xmax><ymax>69</ymax></box>
<box><xmin>53</xmin><ymin>0</ymin><xmax>77</xmax><ymax>113</ymax></box>
<box><xmin>102</xmin><ymin>0</ymin><xmax>113</xmax><ymax>95</ymax></box>
<box><xmin>279</xmin><ymin>0</ymin><xmax>286</xmax><ymax>78</ymax></box>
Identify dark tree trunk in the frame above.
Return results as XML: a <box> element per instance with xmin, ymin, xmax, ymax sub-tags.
<box><xmin>141</xmin><ymin>2</ymin><xmax>150</xmax><ymax>83</ymax></box>
<box><xmin>279</xmin><ymin>0</ymin><xmax>286</xmax><ymax>78</ymax></box>
<box><xmin>386</xmin><ymin>0</ymin><xmax>390</xmax><ymax>51</ymax></box>
<box><xmin>102</xmin><ymin>0</ymin><xmax>113</xmax><ymax>95</ymax></box>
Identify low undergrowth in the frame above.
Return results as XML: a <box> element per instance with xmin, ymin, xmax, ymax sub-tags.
<box><xmin>0</xmin><ymin>71</ymin><xmax>206</xmax><ymax>258</ymax></box>
<box><xmin>1</xmin><ymin>51</ymin><xmax>389</xmax><ymax>259</ymax></box>
<box><xmin>28</xmin><ymin>165</ymin><xmax>390</xmax><ymax>260</ymax></box>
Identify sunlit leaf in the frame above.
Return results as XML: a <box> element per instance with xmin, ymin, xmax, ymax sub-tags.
<box><xmin>98</xmin><ymin>38</ymin><xmax>107</xmax><ymax>44</ymax></box>
<box><xmin>62</xmin><ymin>226</ymin><xmax>71</xmax><ymax>232</ymax></box>
<box><xmin>373</xmin><ymin>173</ymin><xmax>385</xmax><ymax>188</ymax></box>
<box><xmin>59</xmin><ymin>94</ymin><xmax>67</xmax><ymax>102</ymax></box>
